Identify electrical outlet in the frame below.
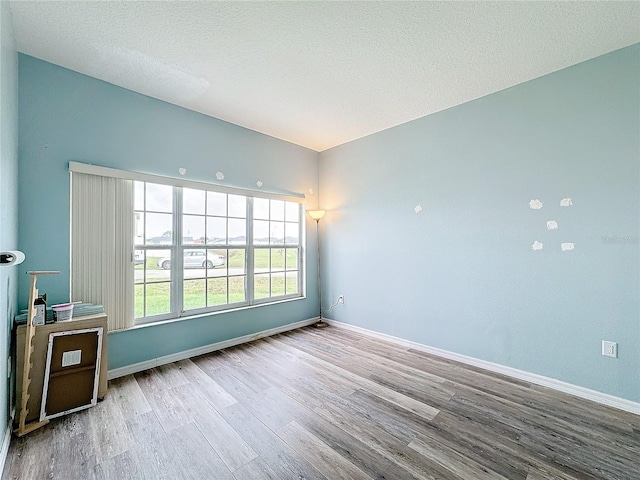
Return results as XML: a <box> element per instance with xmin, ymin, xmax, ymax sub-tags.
<box><xmin>602</xmin><ymin>341</ymin><xmax>617</xmax><ymax>358</ymax></box>
<box><xmin>338</xmin><ymin>295</ymin><xmax>344</xmax><ymax>304</ymax></box>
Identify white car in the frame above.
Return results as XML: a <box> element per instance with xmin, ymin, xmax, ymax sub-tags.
<box><xmin>158</xmin><ymin>250</ymin><xmax>226</xmax><ymax>270</ymax></box>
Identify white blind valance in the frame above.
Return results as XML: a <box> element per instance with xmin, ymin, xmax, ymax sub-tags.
<box><xmin>71</xmin><ymin>172</ymin><xmax>135</xmax><ymax>331</ymax></box>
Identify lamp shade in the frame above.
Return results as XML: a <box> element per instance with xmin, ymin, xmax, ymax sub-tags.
<box><xmin>308</xmin><ymin>210</ymin><xmax>326</xmax><ymax>221</ymax></box>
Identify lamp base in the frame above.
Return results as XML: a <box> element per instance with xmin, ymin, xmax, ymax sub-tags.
<box><xmin>314</xmin><ymin>319</ymin><xmax>329</xmax><ymax>328</ymax></box>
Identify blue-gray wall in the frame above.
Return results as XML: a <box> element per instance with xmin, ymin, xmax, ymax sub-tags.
<box><xmin>0</xmin><ymin>1</ymin><xmax>19</xmax><ymax>433</ymax></box>
<box><xmin>18</xmin><ymin>55</ymin><xmax>320</xmax><ymax>369</ymax></box>
<box><xmin>319</xmin><ymin>45</ymin><xmax>640</xmax><ymax>403</ymax></box>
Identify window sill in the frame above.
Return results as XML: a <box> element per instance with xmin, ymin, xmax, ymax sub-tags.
<box><xmin>126</xmin><ymin>295</ymin><xmax>307</xmax><ymax>331</ymax></box>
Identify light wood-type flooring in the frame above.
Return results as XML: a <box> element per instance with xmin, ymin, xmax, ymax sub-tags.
<box><xmin>3</xmin><ymin>325</ymin><xmax>639</xmax><ymax>479</ymax></box>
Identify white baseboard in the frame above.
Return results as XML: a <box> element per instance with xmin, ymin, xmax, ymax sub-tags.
<box><xmin>0</xmin><ymin>421</ymin><xmax>12</xmax><ymax>476</ymax></box>
<box><xmin>324</xmin><ymin>319</ymin><xmax>640</xmax><ymax>416</ymax></box>
<box><xmin>108</xmin><ymin>317</ymin><xmax>319</xmax><ymax>380</ymax></box>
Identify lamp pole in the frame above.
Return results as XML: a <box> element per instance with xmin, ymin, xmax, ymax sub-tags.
<box><xmin>308</xmin><ymin>210</ymin><xmax>327</xmax><ymax>328</ymax></box>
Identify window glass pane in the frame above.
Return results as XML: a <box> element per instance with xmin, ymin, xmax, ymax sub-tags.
<box><xmin>207</xmin><ymin>191</ymin><xmax>227</xmax><ymax>216</ymax></box>
<box><xmin>183</xmin><ymin>188</ymin><xmax>205</xmax><ymax>215</ymax></box>
<box><xmin>134</xmin><ymin>212</ymin><xmax>144</xmax><ymax>245</ymax></box>
<box><xmin>254</xmin><ymin>274</ymin><xmax>270</xmax><ymax>299</ymax></box>
<box><xmin>254</xmin><ymin>220</ymin><xmax>269</xmax><ymax>245</ymax></box>
<box><xmin>270</xmin><ymin>221</ymin><xmax>285</xmax><ymax>245</ymax></box>
<box><xmin>286</xmin><ymin>272</ymin><xmax>299</xmax><ymax>295</ymax></box>
<box><xmin>228</xmin><ymin>219</ymin><xmax>246</xmax><ymax>244</ymax></box>
<box><xmin>285</xmin><ymin>201</ymin><xmax>299</xmax><ymax>222</ymax></box>
<box><xmin>254</xmin><ymin>198</ymin><xmax>269</xmax><ymax>220</ymax></box>
<box><xmin>271</xmin><ymin>272</ymin><xmax>285</xmax><ymax>297</ymax></box>
<box><xmin>154</xmin><ymin>250</ymin><xmax>172</xmax><ymax>271</ymax></box>
<box><xmin>286</xmin><ymin>248</ymin><xmax>298</xmax><ymax>270</ymax></box>
<box><xmin>270</xmin><ymin>200</ymin><xmax>285</xmax><ymax>221</ymax></box>
<box><xmin>134</xmin><ymin>181</ymin><xmax>144</xmax><ymax>210</ymax></box>
<box><xmin>285</xmin><ymin>222</ymin><xmax>299</xmax><ymax>245</ymax></box>
<box><xmin>134</xmin><ymin>250</ymin><xmax>146</xmax><ymax>272</ymax></box>
<box><xmin>206</xmin><ymin>249</ymin><xmax>227</xmax><ymax>277</ymax></box>
<box><xmin>147</xmin><ymin>261</ymin><xmax>170</xmax><ymax>283</ymax></box>
<box><xmin>206</xmin><ymin>217</ymin><xmax>226</xmax><ymax>244</ymax></box>
<box><xmin>183</xmin><ymin>215</ymin><xmax>205</xmax><ymax>244</ymax></box>
<box><xmin>135</xmin><ymin>284</ymin><xmax>144</xmax><ymax>318</ymax></box>
<box><xmin>183</xmin><ymin>249</ymin><xmax>208</xmax><ymax>270</ymax></box>
<box><xmin>184</xmin><ymin>279</ymin><xmax>206</xmax><ymax>310</ymax></box>
<box><xmin>146</xmin><ymin>183</ymin><xmax>173</xmax><ymax>213</ymax></box>
<box><xmin>229</xmin><ymin>276</ymin><xmax>246</xmax><ymax>303</ymax></box>
<box><xmin>207</xmin><ymin>277</ymin><xmax>227</xmax><ymax>306</ymax></box>
<box><xmin>228</xmin><ymin>195</ymin><xmax>246</xmax><ymax>218</ymax></box>
<box><xmin>254</xmin><ymin>249</ymin><xmax>269</xmax><ymax>273</ymax></box>
<box><xmin>270</xmin><ymin>248</ymin><xmax>285</xmax><ymax>271</ymax></box>
<box><xmin>145</xmin><ymin>282</ymin><xmax>171</xmax><ymax>316</ymax></box>
<box><xmin>145</xmin><ymin>213</ymin><xmax>173</xmax><ymax>245</ymax></box>
<box><xmin>228</xmin><ymin>249</ymin><xmax>245</xmax><ymax>273</ymax></box>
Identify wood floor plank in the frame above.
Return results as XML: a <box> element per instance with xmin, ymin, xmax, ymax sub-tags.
<box><xmin>155</xmin><ymin>362</ymin><xmax>190</xmax><ymax>388</ymax></box>
<box><xmin>302</xmin><ymin>328</ymin><xmax>457</xmax><ymax>405</ymax></box>
<box><xmin>87</xmin><ymin>396</ymin><xmax>130</xmax><ymax>463</ymax></box>
<box><xmin>278</xmin><ymin>420</ymin><xmax>373</xmax><ymax>480</ymax></box>
<box><xmin>56</xmin><ymin>407</ymin><xmax>93</xmax><ymax>436</ymax></box>
<box><xmin>232</xmin><ymin>457</ymin><xmax>283</xmax><ymax>480</ymax></box>
<box><xmin>408</xmin><ymin>434</ymin><xmax>509</xmax><ymax>480</ymax></box>
<box><xmin>231</xmin><ymin>365</ymin><xmax>437</xmax><ymax>480</ymax></box>
<box><xmin>296</xmin><ymin>409</ymin><xmax>427</xmax><ymax>480</ymax></box>
<box><xmin>96</xmin><ymin>451</ymin><xmax>144</xmax><ymax>480</ymax></box>
<box><xmin>525</xmin><ymin>464</ymin><xmax>582</xmax><ymax>480</ymax></box>
<box><xmin>310</xmin><ymin>403</ymin><xmax>464</xmax><ymax>480</ymax></box>
<box><xmin>276</xmin><ymin>363</ymin><xmax>418</xmax><ymax>443</ymax></box>
<box><xmin>134</xmin><ymin>368</ymin><xmax>192</xmax><ymax>433</ymax></box>
<box><xmin>3</xmin><ymin>325</ymin><xmax>639</xmax><ymax>480</ymax></box>
<box><xmin>199</xmin><ymin>364</ymin><xmax>260</xmax><ymax>404</ymax></box>
<box><xmin>448</xmin><ymin>387</ymin><xmax>638</xmax><ymax>477</ymax></box>
<box><xmin>168</xmin><ymin>422</ymin><xmax>236</xmax><ymax>480</ymax></box>
<box><xmin>268</xmin><ymin>335</ymin><xmax>441</xmax><ymax>421</ymax></box>
<box><xmin>191</xmin><ymin>349</ymin><xmax>228</xmax><ymax>371</ymax></box>
<box><xmin>169</xmin><ymin>385</ymin><xmax>258</xmax><ymax>472</ymax></box>
<box><xmin>107</xmin><ymin>374</ymin><xmax>152</xmax><ymax>419</ymax></box>
<box><xmin>220</xmin><ymin>402</ymin><xmax>329</xmax><ymax>480</ymax></box>
<box><xmin>428</xmin><ymin>409</ymin><xmax>533</xmax><ymax>479</ymax></box>
<box><xmin>51</xmin><ymin>431</ymin><xmax>99</xmax><ymax>480</ymax></box>
<box><xmin>175</xmin><ymin>358</ymin><xmax>237</xmax><ymax>409</ymax></box>
<box><xmin>2</xmin><ymin>426</ymin><xmax>55</xmax><ymax>480</ymax></box>
<box><xmin>242</xmin><ymin>386</ymin><xmax>305</xmax><ymax>431</ymax></box>
<box><xmin>124</xmin><ymin>411</ymin><xmax>186</xmax><ymax>480</ymax></box>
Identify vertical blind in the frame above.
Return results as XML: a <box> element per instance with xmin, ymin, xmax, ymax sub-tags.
<box><xmin>71</xmin><ymin>172</ymin><xmax>134</xmax><ymax>331</ymax></box>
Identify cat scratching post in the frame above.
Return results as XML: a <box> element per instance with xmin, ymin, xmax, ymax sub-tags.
<box><xmin>14</xmin><ymin>271</ymin><xmax>59</xmax><ymax>437</ymax></box>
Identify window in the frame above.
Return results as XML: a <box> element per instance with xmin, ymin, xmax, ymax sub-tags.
<box><xmin>253</xmin><ymin>198</ymin><xmax>301</xmax><ymax>300</ymax></box>
<box><xmin>134</xmin><ymin>181</ymin><xmax>303</xmax><ymax>323</ymax></box>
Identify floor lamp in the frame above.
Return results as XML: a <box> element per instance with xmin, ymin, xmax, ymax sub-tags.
<box><xmin>308</xmin><ymin>210</ymin><xmax>328</xmax><ymax>328</ymax></box>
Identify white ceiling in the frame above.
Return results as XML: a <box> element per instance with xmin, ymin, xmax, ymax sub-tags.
<box><xmin>9</xmin><ymin>1</ymin><xmax>640</xmax><ymax>152</ymax></box>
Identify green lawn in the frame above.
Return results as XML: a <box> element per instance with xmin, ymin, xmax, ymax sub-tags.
<box><xmin>135</xmin><ymin>248</ymin><xmax>299</xmax><ymax>318</ymax></box>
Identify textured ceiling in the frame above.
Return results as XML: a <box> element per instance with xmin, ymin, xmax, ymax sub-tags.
<box><xmin>9</xmin><ymin>1</ymin><xmax>640</xmax><ymax>152</ymax></box>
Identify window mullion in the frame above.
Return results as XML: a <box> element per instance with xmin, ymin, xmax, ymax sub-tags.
<box><xmin>246</xmin><ymin>196</ymin><xmax>255</xmax><ymax>304</ymax></box>
<box><xmin>298</xmin><ymin>204</ymin><xmax>303</xmax><ymax>295</ymax></box>
<box><xmin>173</xmin><ymin>187</ymin><xmax>184</xmax><ymax>314</ymax></box>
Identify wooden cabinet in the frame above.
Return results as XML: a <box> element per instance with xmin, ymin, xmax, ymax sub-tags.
<box><xmin>15</xmin><ymin>313</ymin><xmax>108</xmax><ymax>425</ymax></box>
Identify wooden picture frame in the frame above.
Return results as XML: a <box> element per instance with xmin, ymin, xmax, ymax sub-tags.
<box><xmin>39</xmin><ymin>327</ymin><xmax>103</xmax><ymax>421</ymax></box>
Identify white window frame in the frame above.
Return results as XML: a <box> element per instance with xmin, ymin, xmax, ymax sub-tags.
<box><xmin>69</xmin><ymin>162</ymin><xmax>306</xmax><ymax>326</ymax></box>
